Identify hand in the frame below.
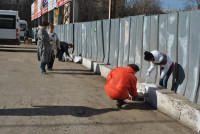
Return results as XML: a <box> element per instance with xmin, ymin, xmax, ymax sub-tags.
<box><xmin>160</xmin><ymin>73</ymin><xmax>165</xmax><ymax>79</ymax></box>
<box><xmin>146</xmin><ymin>72</ymin><xmax>150</xmax><ymax>77</ymax></box>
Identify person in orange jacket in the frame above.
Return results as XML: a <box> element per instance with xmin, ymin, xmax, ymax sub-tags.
<box><xmin>104</xmin><ymin>64</ymin><xmax>144</xmax><ymax>109</ymax></box>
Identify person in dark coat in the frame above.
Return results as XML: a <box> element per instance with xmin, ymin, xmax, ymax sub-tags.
<box><xmin>37</xmin><ymin>21</ymin><xmax>52</xmax><ymax>74</ymax></box>
<box><xmin>57</xmin><ymin>42</ymin><xmax>73</xmax><ymax>61</ymax></box>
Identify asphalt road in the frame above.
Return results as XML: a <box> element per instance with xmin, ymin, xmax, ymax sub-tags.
<box><xmin>0</xmin><ymin>44</ymin><xmax>195</xmax><ymax>134</ymax></box>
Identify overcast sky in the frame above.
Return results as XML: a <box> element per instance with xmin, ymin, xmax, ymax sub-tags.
<box><xmin>160</xmin><ymin>0</ymin><xmax>186</xmax><ymax>9</ymax></box>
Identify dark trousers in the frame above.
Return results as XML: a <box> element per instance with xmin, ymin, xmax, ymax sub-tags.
<box><xmin>47</xmin><ymin>55</ymin><xmax>55</xmax><ymax>69</ymax></box>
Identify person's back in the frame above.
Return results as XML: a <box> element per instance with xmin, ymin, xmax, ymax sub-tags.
<box><xmin>104</xmin><ymin>64</ymin><xmax>141</xmax><ymax>108</ymax></box>
<box><xmin>105</xmin><ymin>67</ymin><xmax>130</xmax><ymax>100</ymax></box>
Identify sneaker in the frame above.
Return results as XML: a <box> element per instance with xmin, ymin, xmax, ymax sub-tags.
<box><xmin>116</xmin><ymin>100</ymin><xmax>126</xmax><ymax>109</ymax></box>
<box><xmin>42</xmin><ymin>71</ymin><xmax>47</xmax><ymax>74</ymax></box>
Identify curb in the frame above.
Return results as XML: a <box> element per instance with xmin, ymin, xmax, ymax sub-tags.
<box><xmin>82</xmin><ymin>57</ymin><xmax>200</xmax><ymax>132</ymax></box>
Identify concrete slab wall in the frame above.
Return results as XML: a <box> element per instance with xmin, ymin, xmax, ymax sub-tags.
<box><xmin>33</xmin><ymin>10</ymin><xmax>200</xmax><ymax>104</ymax></box>
<box><xmin>102</xmin><ymin>20</ymin><xmax>110</xmax><ymax>64</ymax></box>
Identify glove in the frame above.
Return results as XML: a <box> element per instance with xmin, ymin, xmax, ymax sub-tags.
<box><xmin>160</xmin><ymin>73</ymin><xmax>165</xmax><ymax>79</ymax></box>
<box><xmin>146</xmin><ymin>72</ymin><xmax>150</xmax><ymax>77</ymax></box>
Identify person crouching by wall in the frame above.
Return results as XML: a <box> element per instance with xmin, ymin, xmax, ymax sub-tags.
<box><xmin>144</xmin><ymin>50</ymin><xmax>174</xmax><ymax>88</ymax></box>
<box><xmin>37</xmin><ymin>21</ymin><xmax>52</xmax><ymax>74</ymax></box>
<box><xmin>104</xmin><ymin>64</ymin><xmax>144</xmax><ymax>109</ymax></box>
<box><xmin>47</xmin><ymin>24</ymin><xmax>60</xmax><ymax>70</ymax></box>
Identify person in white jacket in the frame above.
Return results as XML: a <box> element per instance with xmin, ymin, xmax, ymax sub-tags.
<box><xmin>47</xmin><ymin>24</ymin><xmax>60</xmax><ymax>70</ymax></box>
<box><xmin>144</xmin><ymin>50</ymin><xmax>174</xmax><ymax>88</ymax></box>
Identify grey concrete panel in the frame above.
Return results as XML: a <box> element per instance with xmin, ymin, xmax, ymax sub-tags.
<box><xmin>123</xmin><ymin>17</ymin><xmax>131</xmax><ymax>67</ymax></box>
<box><xmin>156</xmin><ymin>14</ymin><xmax>168</xmax><ymax>85</ymax></box>
<box><xmin>141</xmin><ymin>16</ymin><xmax>151</xmax><ymax>78</ymax></box>
<box><xmin>109</xmin><ymin>19</ymin><xmax>115</xmax><ymax>66</ymax></box>
<box><xmin>118</xmin><ymin>18</ymin><xmax>125</xmax><ymax>67</ymax></box>
<box><xmin>91</xmin><ymin>21</ymin><xmax>97</xmax><ymax>60</ymax></box>
<box><xmin>73</xmin><ymin>23</ymin><xmax>79</xmax><ymax>55</ymax></box>
<box><xmin>82</xmin><ymin>23</ymin><xmax>87</xmax><ymax>58</ymax></box>
<box><xmin>159</xmin><ymin>14</ymin><xmax>168</xmax><ymax>52</ymax></box>
<box><xmin>185</xmin><ymin>10</ymin><xmax>200</xmax><ymax>102</ymax></box>
<box><xmin>103</xmin><ymin>19</ymin><xmax>110</xmax><ymax>64</ymax></box>
<box><xmin>69</xmin><ymin>23</ymin><xmax>74</xmax><ymax>44</ymax></box>
<box><xmin>64</xmin><ymin>24</ymin><xmax>68</xmax><ymax>43</ymax></box>
<box><xmin>167</xmin><ymin>13</ymin><xmax>178</xmax><ymax>90</ymax></box>
<box><xmin>176</xmin><ymin>12</ymin><xmax>190</xmax><ymax>95</ymax></box>
<box><xmin>77</xmin><ymin>23</ymin><xmax>82</xmax><ymax>56</ymax></box>
<box><xmin>57</xmin><ymin>25</ymin><xmax>61</xmax><ymax>41</ymax></box>
<box><xmin>60</xmin><ymin>25</ymin><xmax>65</xmax><ymax>41</ymax></box>
<box><xmin>149</xmin><ymin>15</ymin><xmax>159</xmax><ymax>84</ymax></box>
<box><xmin>129</xmin><ymin>16</ymin><xmax>137</xmax><ymax>64</ymax></box>
<box><xmin>97</xmin><ymin>21</ymin><xmax>104</xmax><ymax>62</ymax></box>
<box><xmin>113</xmin><ymin>19</ymin><xmax>120</xmax><ymax>67</ymax></box>
<box><xmin>135</xmin><ymin>15</ymin><xmax>144</xmax><ymax>77</ymax></box>
<box><xmin>86</xmin><ymin>22</ymin><xmax>91</xmax><ymax>58</ymax></box>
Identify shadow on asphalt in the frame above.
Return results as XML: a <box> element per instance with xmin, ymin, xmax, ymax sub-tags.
<box><xmin>123</xmin><ymin>102</ymin><xmax>156</xmax><ymax>110</ymax></box>
<box><xmin>0</xmin><ymin>103</ymin><xmax>155</xmax><ymax>117</ymax></box>
<box><xmin>0</xmin><ymin>106</ymin><xmax>118</xmax><ymax>117</ymax></box>
<box><xmin>52</xmin><ymin>69</ymin><xmax>92</xmax><ymax>72</ymax></box>
<box><xmin>0</xmin><ymin>46</ymin><xmax>37</xmax><ymax>49</ymax></box>
<box><xmin>48</xmin><ymin>71</ymin><xmax>97</xmax><ymax>75</ymax></box>
<box><xmin>0</xmin><ymin>48</ymin><xmax>37</xmax><ymax>53</ymax></box>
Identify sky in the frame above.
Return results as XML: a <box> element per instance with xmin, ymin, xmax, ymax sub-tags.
<box><xmin>160</xmin><ymin>0</ymin><xmax>186</xmax><ymax>10</ymax></box>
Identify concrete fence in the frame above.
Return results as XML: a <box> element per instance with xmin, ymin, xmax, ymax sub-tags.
<box><xmin>32</xmin><ymin>10</ymin><xmax>200</xmax><ymax>104</ymax></box>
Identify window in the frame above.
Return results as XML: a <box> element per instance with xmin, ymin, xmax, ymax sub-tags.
<box><xmin>20</xmin><ymin>24</ymin><xmax>27</xmax><ymax>31</ymax></box>
<box><xmin>0</xmin><ymin>15</ymin><xmax>16</xmax><ymax>29</ymax></box>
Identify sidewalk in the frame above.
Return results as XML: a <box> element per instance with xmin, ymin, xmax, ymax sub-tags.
<box><xmin>0</xmin><ymin>44</ymin><xmax>195</xmax><ymax>134</ymax></box>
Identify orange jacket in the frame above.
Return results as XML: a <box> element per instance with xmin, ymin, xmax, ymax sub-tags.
<box><xmin>104</xmin><ymin>66</ymin><xmax>138</xmax><ymax>100</ymax></box>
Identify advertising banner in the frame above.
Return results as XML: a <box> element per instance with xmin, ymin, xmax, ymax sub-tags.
<box><xmin>31</xmin><ymin>2</ymin><xmax>35</xmax><ymax>20</ymax></box>
<box><xmin>48</xmin><ymin>0</ymin><xmax>57</xmax><ymax>11</ymax></box>
<box><xmin>38</xmin><ymin>0</ymin><xmax>42</xmax><ymax>17</ymax></box>
<box><xmin>63</xmin><ymin>0</ymin><xmax>71</xmax><ymax>4</ymax></box>
<box><xmin>42</xmin><ymin>0</ymin><xmax>48</xmax><ymax>14</ymax></box>
<box><xmin>57</xmin><ymin>0</ymin><xmax>63</xmax><ymax>7</ymax></box>
<box><xmin>34</xmin><ymin>0</ymin><xmax>38</xmax><ymax>19</ymax></box>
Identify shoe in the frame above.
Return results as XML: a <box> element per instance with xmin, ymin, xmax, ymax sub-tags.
<box><xmin>116</xmin><ymin>100</ymin><xmax>126</xmax><ymax>109</ymax></box>
<box><xmin>47</xmin><ymin>68</ymin><xmax>53</xmax><ymax>71</ymax></box>
<box><xmin>42</xmin><ymin>71</ymin><xmax>47</xmax><ymax>74</ymax></box>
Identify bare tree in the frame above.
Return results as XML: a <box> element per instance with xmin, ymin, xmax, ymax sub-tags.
<box><xmin>184</xmin><ymin>0</ymin><xmax>200</xmax><ymax>10</ymax></box>
<box><xmin>125</xmin><ymin>0</ymin><xmax>162</xmax><ymax>16</ymax></box>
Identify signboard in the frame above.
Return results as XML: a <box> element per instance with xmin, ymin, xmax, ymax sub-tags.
<box><xmin>48</xmin><ymin>0</ymin><xmax>57</xmax><ymax>11</ymax></box>
<box><xmin>34</xmin><ymin>0</ymin><xmax>38</xmax><ymax>19</ymax></box>
<box><xmin>57</xmin><ymin>0</ymin><xmax>63</xmax><ymax>7</ymax></box>
<box><xmin>57</xmin><ymin>0</ymin><xmax>71</xmax><ymax>7</ymax></box>
<box><xmin>38</xmin><ymin>0</ymin><xmax>42</xmax><ymax>17</ymax></box>
<box><xmin>31</xmin><ymin>2</ymin><xmax>35</xmax><ymax>20</ymax></box>
<box><xmin>42</xmin><ymin>0</ymin><xmax>48</xmax><ymax>14</ymax></box>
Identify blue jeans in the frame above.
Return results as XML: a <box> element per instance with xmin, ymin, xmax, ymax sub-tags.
<box><xmin>40</xmin><ymin>62</ymin><xmax>47</xmax><ymax>72</ymax></box>
<box><xmin>159</xmin><ymin>69</ymin><xmax>173</xmax><ymax>88</ymax></box>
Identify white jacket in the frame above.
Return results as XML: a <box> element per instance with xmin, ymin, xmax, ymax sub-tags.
<box><xmin>147</xmin><ymin>50</ymin><xmax>173</xmax><ymax>78</ymax></box>
<box><xmin>48</xmin><ymin>32</ymin><xmax>60</xmax><ymax>56</ymax></box>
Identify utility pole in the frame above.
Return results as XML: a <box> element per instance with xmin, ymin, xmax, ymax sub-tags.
<box><xmin>109</xmin><ymin>0</ymin><xmax>111</xmax><ymax>19</ymax></box>
<box><xmin>109</xmin><ymin>0</ymin><xmax>115</xmax><ymax>19</ymax></box>
<box><xmin>73</xmin><ymin>0</ymin><xmax>75</xmax><ymax>23</ymax></box>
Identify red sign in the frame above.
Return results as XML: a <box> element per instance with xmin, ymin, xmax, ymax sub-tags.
<box><xmin>57</xmin><ymin>0</ymin><xmax>63</xmax><ymax>7</ymax></box>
